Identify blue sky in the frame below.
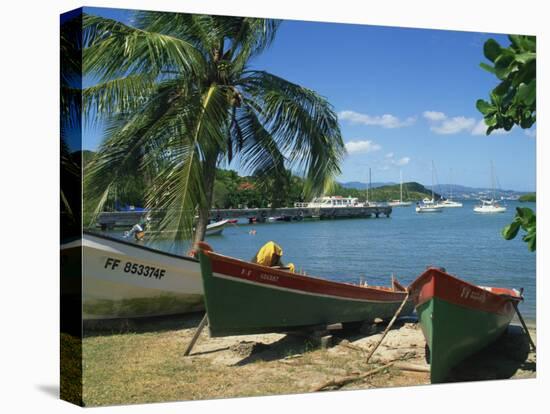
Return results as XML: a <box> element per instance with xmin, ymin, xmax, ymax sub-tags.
<box><xmin>81</xmin><ymin>7</ymin><xmax>536</xmax><ymax>191</ymax></box>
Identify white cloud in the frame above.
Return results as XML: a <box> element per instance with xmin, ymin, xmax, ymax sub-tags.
<box><xmin>385</xmin><ymin>152</ymin><xmax>411</xmax><ymax>167</ymax></box>
<box><xmin>424</xmin><ymin>110</ymin><xmax>514</xmax><ymax>136</ymax></box>
<box><xmin>345</xmin><ymin>140</ymin><xmax>382</xmax><ymax>155</ymax></box>
<box><xmin>430</xmin><ymin>116</ymin><xmax>476</xmax><ymax>134</ymax></box>
<box><xmin>339</xmin><ymin>110</ymin><xmax>416</xmax><ymax>128</ymax></box>
<box><xmin>394</xmin><ymin>157</ymin><xmax>411</xmax><ymax>166</ymax></box>
<box><xmin>423</xmin><ymin>111</ymin><xmax>447</xmax><ymax>121</ymax></box>
<box><xmin>471</xmin><ymin>119</ymin><xmax>489</xmax><ymax>136</ymax></box>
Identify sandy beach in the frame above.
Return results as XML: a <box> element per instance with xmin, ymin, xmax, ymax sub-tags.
<box><xmin>77</xmin><ymin>313</ymin><xmax>536</xmax><ymax>406</ymax></box>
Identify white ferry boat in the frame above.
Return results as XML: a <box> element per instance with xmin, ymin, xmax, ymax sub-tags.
<box><xmin>294</xmin><ymin>196</ymin><xmax>361</xmax><ymax>208</ymax></box>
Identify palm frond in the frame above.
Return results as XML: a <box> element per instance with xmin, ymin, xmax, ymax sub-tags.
<box><xmin>135</xmin><ymin>11</ymin><xmax>221</xmax><ymax>58</ymax></box>
<box><xmin>240</xmin><ymin>70</ymin><xmax>345</xmax><ymax>196</ymax></box>
<box><xmin>146</xmin><ymin>83</ymin><xmax>231</xmax><ymax>239</ymax></box>
<box><xmin>230</xmin><ymin>104</ymin><xmax>286</xmax><ymax>179</ymax></box>
<box><xmin>83</xmin><ymin>74</ymin><xmax>157</xmax><ymax>119</ymax></box>
<box><xmin>83</xmin><ymin>82</ymin><xmax>183</xmax><ymax>222</ymax></box>
<box><xmin>228</xmin><ymin>18</ymin><xmax>281</xmax><ymax>71</ymax></box>
<box><xmin>83</xmin><ymin>14</ymin><xmax>205</xmax><ymax>81</ymax></box>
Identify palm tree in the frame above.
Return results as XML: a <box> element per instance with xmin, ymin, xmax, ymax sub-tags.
<box><xmin>61</xmin><ymin>12</ymin><xmax>84</xmax><ymax>240</ymax></box>
<box><xmin>83</xmin><ymin>11</ymin><xmax>345</xmax><ymax>246</ymax></box>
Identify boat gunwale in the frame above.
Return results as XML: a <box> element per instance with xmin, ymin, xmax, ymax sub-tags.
<box><xmin>79</xmin><ymin>231</ymin><xmax>199</xmax><ymax>263</ymax></box>
<box><xmin>409</xmin><ymin>267</ymin><xmax>522</xmax><ymax>315</ymax></box>
<box><xmin>200</xmin><ymin>244</ymin><xmax>409</xmax><ymax>302</ymax></box>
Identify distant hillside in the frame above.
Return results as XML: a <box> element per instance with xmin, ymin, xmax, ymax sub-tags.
<box><xmin>428</xmin><ymin>184</ymin><xmax>529</xmax><ymax>199</ymax></box>
<box><xmin>331</xmin><ymin>182</ymin><xmax>439</xmax><ymax>202</ymax></box>
<box><xmin>519</xmin><ymin>193</ymin><xmax>536</xmax><ymax>202</ymax></box>
<box><xmin>340</xmin><ymin>181</ymin><xmax>395</xmax><ymax>190</ymax></box>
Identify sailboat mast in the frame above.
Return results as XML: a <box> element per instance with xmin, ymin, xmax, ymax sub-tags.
<box><xmin>365</xmin><ymin>166</ymin><xmax>369</xmax><ymax>203</ymax></box>
<box><xmin>431</xmin><ymin>161</ymin><xmax>435</xmax><ymax>201</ymax></box>
<box><xmin>400</xmin><ymin>170</ymin><xmax>403</xmax><ymax>202</ymax></box>
<box><xmin>369</xmin><ymin>167</ymin><xmax>372</xmax><ymax>202</ymax></box>
<box><xmin>491</xmin><ymin>161</ymin><xmax>496</xmax><ymax>200</ymax></box>
<box><xmin>449</xmin><ymin>168</ymin><xmax>452</xmax><ymax>201</ymax></box>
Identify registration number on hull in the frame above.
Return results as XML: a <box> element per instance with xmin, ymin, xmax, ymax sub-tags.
<box><xmin>104</xmin><ymin>257</ymin><xmax>166</xmax><ymax>279</ymax></box>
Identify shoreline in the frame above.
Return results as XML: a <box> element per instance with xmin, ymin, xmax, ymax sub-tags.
<box><xmin>78</xmin><ymin>313</ymin><xmax>536</xmax><ymax>406</ymax></box>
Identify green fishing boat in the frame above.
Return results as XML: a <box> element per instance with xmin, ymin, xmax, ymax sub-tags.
<box><xmin>197</xmin><ymin>242</ymin><xmax>414</xmax><ymax>337</ymax></box>
<box><xmin>409</xmin><ymin>267</ymin><xmax>523</xmax><ymax>383</ymax></box>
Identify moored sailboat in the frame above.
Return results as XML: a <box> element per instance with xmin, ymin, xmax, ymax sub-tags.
<box><xmin>388</xmin><ymin>170</ymin><xmax>412</xmax><ymax>207</ymax></box>
<box><xmin>473</xmin><ymin>199</ymin><xmax>507</xmax><ymax>213</ymax></box>
<box><xmin>473</xmin><ymin>162</ymin><xmax>507</xmax><ymax>214</ymax></box>
<box><xmin>436</xmin><ymin>169</ymin><xmax>463</xmax><ymax>208</ymax></box>
<box><xmin>416</xmin><ymin>162</ymin><xmax>443</xmax><ymax>213</ymax></box>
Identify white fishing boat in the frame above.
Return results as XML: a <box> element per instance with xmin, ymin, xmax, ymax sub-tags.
<box><xmin>438</xmin><ymin>199</ymin><xmax>463</xmax><ymax>208</ymax></box>
<box><xmin>415</xmin><ymin>201</ymin><xmax>443</xmax><ymax>213</ymax></box>
<box><xmin>388</xmin><ymin>170</ymin><xmax>412</xmax><ymax>207</ymax></box>
<box><xmin>473</xmin><ymin>199</ymin><xmax>507</xmax><ymax>213</ymax></box>
<box><xmin>416</xmin><ymin>162</ymin><xmax>443</xmax><ymax>213</ymax></box>
<box><xmin>205</xmin><ymin>219</ymin><xmax>229</xmax><ymax>236</ymax></box>
<box><xmin>473</xmin><ymin>162</ymin><xmax>507</xmax><ymax>214</ymax></box>
<box><xmin>61</xmin><ymin>232</ymin><xmax>204</xmax><ymax>320</ymax></box>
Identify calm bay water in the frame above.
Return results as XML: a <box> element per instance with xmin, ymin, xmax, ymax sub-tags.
<box><xmin>110</xmin><ymin>200</ymin><xmax>537</xmax><ymax>320</ymax></box>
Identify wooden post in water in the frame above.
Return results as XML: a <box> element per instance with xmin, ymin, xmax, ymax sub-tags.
<box><xmin>184</xmin><ymin>313</ymin><xmax>209</xmax><ymax>356</ymax></box>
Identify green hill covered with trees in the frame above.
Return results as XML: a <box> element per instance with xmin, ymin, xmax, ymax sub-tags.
<box><xmin>328</xmin><ymin>181</ymin><xmax>438</xmax><ymax>202</ymax></box>
<box><xmin>519</xmin><ymin>193</ymin><xmax>536</xmax><ymax>202</ymax></box>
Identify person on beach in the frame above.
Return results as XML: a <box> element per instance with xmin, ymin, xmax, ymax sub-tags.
<box><xmin>124</xmin><ymin>216</ymin><xmax>150</xmax><ymax>241</ymax></box>
<box><xmin>251</xmin><ymin>241</ymin><xmax>295</xmax><ymax>272</ymax></box>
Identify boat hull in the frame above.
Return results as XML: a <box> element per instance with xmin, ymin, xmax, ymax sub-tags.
<box><xmin>205</xmin><ymin>219</ymin><xmax>228</xmax><ymax>236</ymax></box>
<box><xmin>410</xmin><ymin>268</ymin><xmax>521</xmax><ymax>383</ymax></box>
<box><xmin>438</xmin><ymin>202</ymin><xmax>463</xmax><ymax>208</ymax></box>
<box><xmin>473</xmin><ymin>207</ymin><xmax>507</xmax><ymax>213</ymax></box>
<box><xmin>415</xmin><ymin>207</ymin><xmax>443</xmax><ymax>213</ymax></box>
<box><xmin>62</xmin><ymin>233</ymin><xmax>204</xmax><ymax>320</ymax></box>
<box><xmin>198</xmin><ymin>244</ymin><xmax>414</xmax><ymax>337</ymax></box>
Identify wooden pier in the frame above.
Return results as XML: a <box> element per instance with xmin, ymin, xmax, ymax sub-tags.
<box><xmin>97</xmin><ymin>206</ymin><xmax>392</xmax><ymax>229</ymax></box>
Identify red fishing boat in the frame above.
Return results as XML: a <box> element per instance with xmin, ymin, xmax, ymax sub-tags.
<box><xmin>409</xmin><ymin>267</ymin><xmax>523</xmax><ymax>383</ymax></box>
<box><xmin>197</xmin><ymin>242</ymin><xmax>414</xmax><ymax>337</ymax></box>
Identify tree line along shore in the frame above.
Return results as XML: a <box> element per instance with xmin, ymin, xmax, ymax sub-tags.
<box><xmin>78</xmin><ymin>149</ymin><xmax>436</xmax><ymax>211</ymax></box>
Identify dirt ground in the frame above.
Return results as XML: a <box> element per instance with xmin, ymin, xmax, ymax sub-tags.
<box><xmin>79</xmin><ymin>313</ymin><xmax>536</xmax><ymax>406</ymax></box>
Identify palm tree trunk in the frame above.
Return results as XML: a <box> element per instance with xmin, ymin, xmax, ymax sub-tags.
<box><xmin>192</xmin><ymin>152</ymin><xmax>218</xmax><ymax>246</ymax></box>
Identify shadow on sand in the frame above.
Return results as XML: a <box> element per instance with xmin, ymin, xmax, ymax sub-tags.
<box><xmin>229</xmin><ymin>319</ymin><xmax>410</xmax><ymax>366</ymax></box>
<box><xmin>446</xmin><ymin>324</ymin><xmax>536</xmax><ymax>382</ymax></box>
<box><xmin>83</xmin><ymin>311</ymin><xmax>206</xmax><ymax>337</ymax></box>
